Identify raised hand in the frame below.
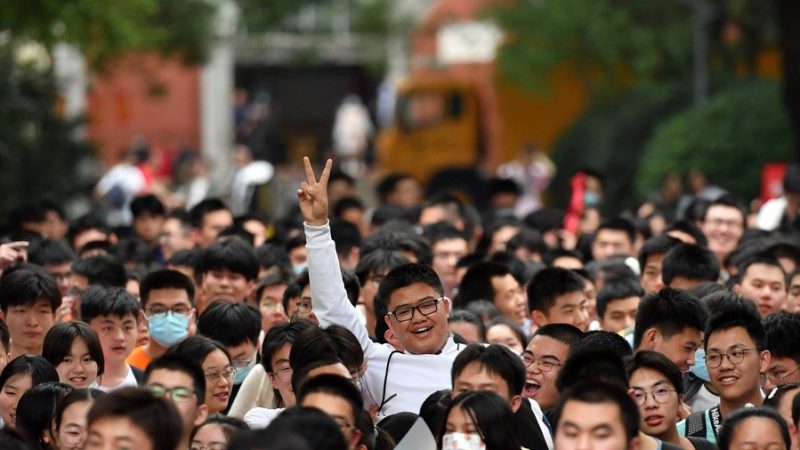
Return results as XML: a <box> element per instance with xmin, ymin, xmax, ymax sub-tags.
<box><xmin>297</xmin><ymin>157</ymin><xmax>332</xmax><ymax>226</ymax></box>
<box><xmin>0</xmin><ymin>241</ymin><xmax>28</xmax><ymax>270</ymax></box>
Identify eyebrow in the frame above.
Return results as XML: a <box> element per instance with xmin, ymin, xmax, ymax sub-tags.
<box><xmin>708</xmin><ymin>343</ymin><xmax>749</xmax><ymax>352</ymax></box>
<box><xmin>631</xmin><ymin>379</ymin><xmax>669</xmax><ymax>390</ymax></box>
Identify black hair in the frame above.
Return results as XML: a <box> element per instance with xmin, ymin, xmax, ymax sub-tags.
<box><xmin>686</xmin><ymin>282</ymin><xmax>726</xmax><ymax>300</ymax></box>
<box><xmin>450</xmin><ymin>344</ymin><xmax>525</xmax><ymax>396</ymax></box>
<box><xmin>27</xmin><ymin>238</ymin><xmax>76</xmax><ymax>266</ymax></box>
<box><xmin>422</xmin><ymin>222</ymin><xmax>467</xmax><ymax>247</ymax></box>
<box><xmin>112</xmin><ymin>237</ymin><xmax>154</xmax><ymax>267</ymax></box>
<box><xmin>42</xmin><ymin>321</ymin><xmax>105</xmax><ymax>378</ymax></box>
<box><xmin>557</xmin><ymin>349</ymin><xmax>629</xmax><ymax>392</ymax></box>
<box><xmin>0</xmin><ymin>427</ymin><xmax>30</xmax><ymax>450</ymax></box>
<box><xmin>463</xmin><ymin>300</ymin><xmax>501</xmax><ymax>324</ymax></box>
<box><xmin>485</xmin><ymin>317</ymin><xmax>527</xmax><ymax>348</ymax></box>
<box><xmin>595</xmin><ymin>217</ymin><xmax>636</xmax><ymax>245</ymax></box>
<box><xmin>79</xmin><ymin>286</ymin><xmax>140</xmax><ymax>323</ymax></box>
<box><xmin>704</xmin><ymin>292</ymin><xmax>765</xmax><ymax>351</ymax></box>
<box><xmin>54</xmin><ymin>388</ymin><xmax>106</xmax><ymax>433</ymax></box>
<box><xmin>633</xmin><ymin>288</ymin><xmax>708</xmax><ymax>349</ymax></box>
<box><xmin>197</xmin><ymin>300</ymin><xmax>261</xmax><ymax>347</ymax></box>
<box><xmin>438</xmin><ymin>391</ymin><xmax>521</xmax><ymax>450</ymax></box>
<box><xmin>76</xmin><ymin>240</ymin><xmax>113</xmax><ymax>258</ymax></box>
<box><xmin>166</xmin><ymin>208</ymin><xmax>192</xmax><ymax>227</ymax></box>
<box><xmin>488</xmin><ymin>176</ymin><xmax>522</xmax><ymax>197</ymax></box>
<box><xmin>448</xmin><ymin>309</ymin><xmax>486</xmax><ymax>342</ymax></box>
<box><xmin>227</xmin><ymin>428</ymin><xmax>312</xmax><ymax>450</ymax></box>
<box><xmin>544</xmin><ymin>248</ymin><xmax>585</xmax><ymax>266</ymax></box>
<box><xmin>737</xmin><ymin>252</ymin><xmax>787</xmax><ymax>285</ymax></box>
<box><xmin>218</xmin><ymin>224</ymin><xmax>256</xmax><ymax>247</ymax></box>
<box><xmin>377</xmin><ymin>173</ymin><xmax>415</xmax><ymax>202</ymax></box>
<box><xmin>254</xmin><ymin>243</ymin><xmax>293</xmax><ymax>276</ymax></box>
<box><xmin>506</xmin><ymin>227</ymin><xmax>547</xmax><ymax>256</ymax></box>
<box><xmin>289</xmin><ymin>325</ymin><xmax>364</xmax><ymax>385</ymax></box>
<box><xmin>199</xmin><ymin>238</ymin><xmax>259</xmax><ymax>280</ymax></box>
<box><xmin>71</xmin><ymin>254</ymin><xmax>127</xmax><ymax>287</ymax></box>
<box><xmin>527</xmin><ymin>267</ymin><xmax>586</xmax><ymax>315</ymax></box>
<box><xmin>130</xmin><ymin>194</ymin><xmax>166</xmax><ymax>218</ymax></box>
<box><xmin>297</xmin><ymin>373</ymin><xmax>364</xmax><ymax>425</ymax></box>
<box><xmin>361</xmin><ymin>230</ymin><xmax>432</xmax><ymax>267</ymax></box>
<box><xmin>260</xmin><ymin>321</ymin><xmax>315</xmax><ymax>372</ymax></box>
<box><xmin>333</xmin><ymin>197</ymin><xmax>365</xmax><ymax>219</ymax></box>
<box><xmin>354</xmin><ymin>249</ymin><xmax>410</xmax><ymax>287</ymax></box>
<box><xmin>0</xmin><ymin>264</ymin><xmax>61</xmax><ymax>312</ymax></box>
<box><xmin>638</xmin><ymin>235</ymin><xmax>682</xmax><ymax>272</ymax></box>
<box><xmin>189</xmin><ymin>198</ymin><xmax>230</xmax><ymax>229</ymax></box>
<box><xmin>167</xmin><ymin>248</ymin><xmax>203</xmax><ymax>282</ymax></box>
<box><xmin>596</xmin><ymin>278</ymin><xmax>643</xmax><ymax>319</ymax></box>
<box><xmin>719</xmin><ymin>407</ymin><xmax>790</xmax><ymax>450</ymax></box>
<box><xmin>626</xmin><ymin>350</ymin><xmax>684</xmax><ymax>395</ymax></box>
<box><xmin>0</xmin><ymin>321</ymin><xmax>9</xmax><ymax>354</ymax></box>
<box><xmin>660</xmin><ymin>243</ymin><xmax>720</xmax><ymax>286</ymax></box>
<box><xmin>571</xmin><ymin>331</ymin><xmax>633</xmax><ymax>357</ymax></box>
<box><xmin>254</xmin><ymin>271</ymin><xmax>292</xmax><ymax>303</ymax></box>
<box><xmin>140</xmin><ymin>269</ymin><xmax>196</xmax><ymax>308</ymax></box>
<box><xmin>374</xmin><ymin>263</ymin><xmax>444</xmax><ymax>320</ymax></box>
<box><xmin>342</xmin><ymin>269</ymin><xmax>361</xmax><ymax>307</ymax></box>
<box><xmin>87</xmin><ymin>387</ymin><xmax>184</xmax><ymax>450</ymax></box>
<box><xmin>330</xmin><ymin>219</ymin><xmax>362</xmax><ymax>260</ymax></box>
<box><xmin>67</xmin><ymin>214</ymin><xmax>109</xmax><ymax>249</ymax></box>
<box><xmin>189</xmin><ymin>414</ymin><xmax>249</xmax><ymax>447</ymax></box>
<box><xmin>702</xmin><ymin>194</ymin><xmax>747</xmax><ymax>226</ymax></box>
<box><xmin>15</xmin><ymin>382</ymin><xmax>73</xmax><ymax>450</ymax></box>
<box><xmin>167</xmin><ymin>335</ymin><xmax>231</xmax><ymax>370</ymax></box>
<box><xmin>533</xmin><ymin>323</ymin><xmax>584</xmax><ymax>349</ymax></box>
<box><xmin>8</xmin><ymin>203</ymin><xmax>46</xmax><ymax>230</ymax></box>
<box><xmin>764</xmin><ymin>312</ymin><xmax>800</xmax><ymax>364</ymax></box>
<box><xmin>144</xmin><ymin>353</ymin><xmax>207</xmax><ymax>405</ymax></box>
<box><xmin>766</xmin><ymin>242</ymin><xmax>800</xmax><ymax>269</ymax></box>
<box><xmin>455</xmin><ymin>261</ymin><xmax>512</xmax><ymax>308</ymax></box>
<box><xmin>0</xmin><ymin>355</ymin><xmax>59</xmax><ymax>392</ymax></box>
<box><xmin>764</xmin><ymin>383</ymin><xmax>800</xmax><ymax>410</ymax></box>
<box><xmin>419</xmin><ymin>389</ymin><xmax>451</xmax><ymax>440</ymax></box>
<box><xmin>265</xmin><ymin>406</ymin><xmax>348</xmax><ymax>450</ymax></box>
<box><xmin>665</xmin><ymin>220</ymin><xmax>708</xmax><ymax>247</ymax></box>
<box><xmin>552</xmin><ymin>382</ymin><xmax>640</xmax><ymax>442</ymax></box>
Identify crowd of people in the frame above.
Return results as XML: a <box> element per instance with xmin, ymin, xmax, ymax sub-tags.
<box><xmin>0</xmin><ymin>154</ymin><xmax>800</xmax><ymax>450</ymax></box>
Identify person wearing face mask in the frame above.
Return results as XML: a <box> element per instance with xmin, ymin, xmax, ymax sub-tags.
<box><xmin>197</xmin><ymin>300</ymin><xmax>261</xmax><ymax>413</ymax></box>
<box><xmin>439</xmin><ymin>390</ymin><xmax>524</xmax><ymax>450</ymax></box>
<box><xmin>128</xmin><ymin>270</ymin><xmax>196</xmax><ymax>371</ymax></box>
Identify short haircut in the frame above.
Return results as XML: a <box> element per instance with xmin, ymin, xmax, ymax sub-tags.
<box><xmin>448</xmin><ymin>309</ymin><xmax>486</xmax><ymax>342</ymax></box>
<box><xmin>0</xmin><ymin>355</ymin><xmax>59</xmax><ymax>391</ymax></box>
<box><xmin>87</xmin><ymin>387</ymin><xmax>184</xmax><ymax>450</ymax></box>
<box><xmin>43</xmin><ymin>321</ymin><xmax>105</xmax><ymax>378</ymax></box>
<box><xmin>0</xmin><ymin>321</ymin><xmax>9</xmax><ymax>354</ymax></box>
<box><xmin>28</xmin><ymin>238</ymin><xmax>76</xmax><ymax>266</ymax></box>
<box><xmin>79</xmin><ymin>286</ymin><xmax>140</xmax><ymax>323</ymax></box>
<box><xmin>544</xmin><ymin>248</ymin><xmax>585</xmax><ymax>266</ymax></box>
<box><xmin>198</xmin><ymin>237</ymin><xmax>259</xmax><ymax>280</ymax></box>
<box><xmin>68</xmin><ymin>214</ymin><xmax>110</xmax><ymax>247</ymax></box>
<box><xmin>527</xmin><ymin>267</ymin><xmax>586</xmax><ymax>315</ymax></box>
<box><xmin>188</xmin><ymin>414</ymin><xmax>249</xmax><ymax>446</ymax></box>
<box><xmin>333</xmin><ymin>197</ymin><xmax>365</xmax><ymax>218</ymax></box>
<box><xmin>377</xmin><ymin>173</ymin><xmax>414</xmax><ymax>201</ymax></box>
<box><xmin>737</xmin><ymin>252</ymin><xmax>787</xmax><ymax>285</ymax></box>
<box><xmin>140</xmin><ymin>269</ymin><xmax>196</xmax><ymax>308</ymax></box>
<box><xmin>330</xmin><ymin>219</ymin><xmax>362</xmax><ymax>259</ymax></box>
<box><xmin>167</xmin><ymin>335</ymin><xmax>230</xmax><ymax>370</ymax></box>
<box><xmin>764</xmin><ymin>383</ymin><xmax>800</xmax><ymax>410</ymax></box>
<box><xmin>450</xmin><ymin>344</ymin><xmax>526</xmax><ymax>396</ymax></box>
<box><xmin>130</xmin><ymin>194</ymin><xmax>166</xmax><ymax>218</ymax></box>
<box><xmin>197</xmin><ymin>300</ymin><xmax>261</xmax><ymax>347</ymax></box>
<box><xmin>702</xmin><ymin>194</ymin><xmax>746</xmax><ymax>225</ymax></box>
<box><xmin>423</xmin><ymin>222</ymin><xmax>467</xmax><ymax>247</ymax></box>
<box><xmin>596</xmin><ymin>278</ymin><xmax>644</xmax><ymax>319</ymax></box>
<box><xmin>557</xmin><ymin>349</ymin><xmax>629</xmax><ymax>392</ymax></box>
<box><xmin>374</xmin><ymin>263</ymin><xmax>443</xmax><ymax>320</ymax></box>
<box><xmin>342</xmin><ymin>269</ymin><xmax>361</xmax><ymax>307</ymax></box>
<box><xmin>419</xmin><ymin>389</ymin><xmax>452</xmax><ymax>439</ymax></box>
<box><xmin>166</xmin><ymin>209</ymin><xmax>192</xmax><ymax>228</ymax></box>
<box><xmin>354</xmin><ymin>249</ymin><xmax>410</xmax><ymax>287</ymax></box>
<box><xmin>0</xmin><ymin>264</ymin><xmax>61</xmax><ymax>312</ymax></box>
<box><xmin>719</xmin><ymin>407</ymin><xmax>790</xmax><ymax>450</ymax></box>
<box><xmin>506</xmin><ymin>227</ymin><xmax>547</xmax><ymax>255</ymax></box>
<box><xmin>456</xmin><ymin>262</ymin><xmax>512</xmax><ymax>308</ymax></box>
<box><xmin>533</xmin><ymin>323</ymin><xmax>584</xmax><ymax>349</ymax></box>
<box><xmin>297</xmin><ymin>373</ymin><xmax>364</xmax><ymax>422</ymax></box>
<box><xmin>361</xmin><ymin>229</ymin><xmax>432</xmax><ymax>267</ymax></box>
<box><xmin>55</xmin><ymin>388</ymin><xmax>106</xmax><ymax>432</ymax></box>
<box><xmin>254</xmin><ymin>244</ymin><xmax>293</xmax><ymax>275</ymax></box>
<box><xmin>571</xmin><ymin>331</ymin><xmax>633</xmax><ymax>358</ymax></box>
<box><xmin>553</xmin><ymin>382</ymin><xmax>640</xmax><ymax>442</ymax></box>
<box><xmin>626</xmin><ymin>350</ymin><xmax>684</xmax><ymax>395</ymax></box>
<box><xmin>289</xmin><ymin>325</ymin><xmax>364</xmax><ymax>378</ymax></box>
<box><xmin>190</xmin><ymin>198</ymin><xmax>230</xmax><ymax>229</ymax></box>
<box><xmin>72</xmin><ymin>254</ymin><xmax>127</xmax><ymax>287</ymax></box>
<box><xmin>254</xmin><ymin>271</ymin><xmax>292</xmax><ymax>302</ymax></box>
<box><xmin>704</xmin><ymin>293</ymin><xmax>765</xmax><ymax>351</ymax></box>
<box><xmin>595</xmin><ymin>217</ymin><xmax>636</xmax><ymax>245</ymax></box>
<box><xmin>661</xmin><ymin>244</ymin><xmax>720</xmax><ymax>286</ymax></box>
<box><xmin>144</xmin><ymin>354</ymin><xmax>207</xmax><ymax>405</ymax></box>
<box><xmin>764</xmin><ymin>312</ymin><xmax>800</xmax><ymax>364</ymax></box>
<box><xmin>265</xmin><ymin>406</ymin><xmax>348</xmax><ymax>450</ymax></box>
<box><xmin>16</xmin><ymin>381</ymin><xmax>74</xmax><ymax>448</ymax></box>
<box><xmin>638</xmin><ymin>235</ymin><xmax>682</xmax><ymax>271</ymax></box>
<box><xmin>486</xmin><ymin>317</ymin><xmax>527</xmax><ymax>347</ymax></box>
<box><xmin>665</xmin><ymin>220</ymin><xmax>707</xmax><ymax>247</ymax></box>
<box><xmin>261</xmin><ymin>321</ymin><xmax>315</xmax><ymax>372</ymax></box>
<box><xmin>633</xmin><ymin>288</ymin><xmax>708</xmax><ymax>349</ymax></box>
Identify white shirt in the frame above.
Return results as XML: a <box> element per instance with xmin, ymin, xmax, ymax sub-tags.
<box><xmin>306</xmin><ymin>222</ymin><xmax>464</xmax><ymax>419</ymax></box>
<box><xmin>244</xmin><ymin>407</ymin><xmax>284</xmax><ymax>429</ymax></box>
<box><xmin>97</xmin><ymin>365</ymin><xmax>138</xmax><ymax>392</ymax></box>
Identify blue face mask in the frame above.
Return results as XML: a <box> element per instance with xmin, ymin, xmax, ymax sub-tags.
<box><xmin>690</xmin><ymin>348</ymin><xmax>710</xmax><ymax>381</ymax></box>
<box><xmin>148</xmin><ymin>312</ymin><xmax>190</xmax><ymax>347</ymax></box>
<box><xmin>293</xmin><ymin>262</ymin><xmax>308</xmax><ymax>275</ymax></box>
<box><xmin>584</xmin><ymin>191</ymin><xmax>600</xmax><ymax>207</ymax></box>
<box><xmin>233</xmin><ymin>363</ymin><xmax>254</xmax><ymax>385</ymax></box>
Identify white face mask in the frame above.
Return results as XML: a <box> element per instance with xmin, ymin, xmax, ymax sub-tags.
<box><xmin>442</xmin><ymin>432</ymin><xmax>486</xmax><ymax>450</ymax></box>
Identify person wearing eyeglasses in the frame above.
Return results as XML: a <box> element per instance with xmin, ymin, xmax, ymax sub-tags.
<box><xmin>522</xmin><ymin>324</ymin><xmax>583</xmax><ymax>415</ymax></box>
<box><xmin>298</xmin><ymin>374</ymin><xmax>363</xmax><ymax>450</ymax></box>
<box><xmin>628</xmin><ymin>351</ymin><xmax>716</xmax><ymax>450</ymax></box>
<box><xmin>764</xmin><ymin>312</ymin><xmax>800</xmax><ymax>393</ymax></box>
<box><xmin>678</xmin><ymin>295</ymin><xmax>771</xmax><ymax>444</ymax></box>
<box><xmin>143</xmin><ymin>354</ymin><xmax>208</xmax><ymax>450</ymax></box>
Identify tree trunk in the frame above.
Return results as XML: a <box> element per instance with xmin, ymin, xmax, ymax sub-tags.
<box><xmin>776</xmin><ymin>0</ymin><xmax>800</xmax><ymax>160</ymax></box>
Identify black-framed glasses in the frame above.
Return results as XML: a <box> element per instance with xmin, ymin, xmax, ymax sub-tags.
<box><xmin>705</xmin><ymin>348</ymin><xmax>757</xmax><ymax>368</ymax></box>
<box><xmin>145</xmin><ymin>384</ymin><xmax>197</xmax><ymax>403</ymax></box>
<box><xmin>521</xmin><ymin>354</ymin><xmax>562</xmax><ymax>372</ymax></box>
<box><xmin>145</xmin><ymin>305</ymin><xmax>192</xmax><ymax>317</ymax></box>
<box><xmin>629</xmin><ymin>386</ymin><xmax>676</xmax><ymax>406</ymax></box>
<box><xmin>386</xmin><ymin>297</ymin><xmax>444</xmax><ymax>322</ymax></box>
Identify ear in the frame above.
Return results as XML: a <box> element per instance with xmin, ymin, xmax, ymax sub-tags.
<box><xmin>350</xmin><ymin>429</ymin><xmax>363</xmax><ymax>450</ymax></box>
<box><xmin>194</xmin><ymin>404</ymin><xmax>209</xmax><ymax>426</ymax></box>
<box><xmin>510</xmin><ymin>394</ymin><xmax>522</xmax><ymax>413</ymax></box>
<box><xmin>642</xmin><ymin>328</ymin><xmax>659</xmax><ymax>350</ymax></box>
<box><xmin>759</xmin><ymin>350</ymin><xmax>772</xmax><ymax>373</ymax></box>
<box><xmin>629</xmin><ymin>435</ymin><xmax>642</xmax><ymax>450</ymax></box>
<box><xmin>267</xmin><ymin>372</ymin><xmax>277</xmax><ymax>386</ymax></box>
<box><xmin>191</xmin><ymin>228</ymin><xmax>202</xmax><ymax>246</ymax></box>
<box><xmin>733</xmin><ymin>283</ymin><xmax>741</xmax><ymax>294</ymax></box>
<box><xmin>531</xmin><ymin>310</ymin><xmax>548</xmax><ymax>328</ymax></box>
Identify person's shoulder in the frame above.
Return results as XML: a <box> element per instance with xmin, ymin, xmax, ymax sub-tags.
<box><xmin>244</xmin><ymin>407</ymin><xmax>284</xmax><ymax>429</ymax></box>
<box><xmin>687</xmin><ymin>436</ymin><xmax>716</xmax><ymax>450</ymax></box>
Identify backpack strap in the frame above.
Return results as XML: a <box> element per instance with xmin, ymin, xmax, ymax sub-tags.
<box><xmin>684</xmin><ymin>410</ymin><xmax>708</xmax><ymax>439</ymax></box>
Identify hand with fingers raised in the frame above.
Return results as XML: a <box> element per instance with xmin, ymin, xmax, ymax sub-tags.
<box><xmin>297</xmin><ymin>157</ymin><xmax>333</xmax><ymax>227</ymax></box>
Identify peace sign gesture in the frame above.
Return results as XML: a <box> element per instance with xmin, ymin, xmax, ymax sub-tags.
<box><xmin>297</xmin><ymin>157</ymin><xmax>333</xmax><ymax>226</ymax></box>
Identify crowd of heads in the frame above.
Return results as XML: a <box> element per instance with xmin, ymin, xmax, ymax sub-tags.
<box><xmin>1</xmin><ymin>161</ymin><xmax>800</xmax><ymax>450</ymax></box>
